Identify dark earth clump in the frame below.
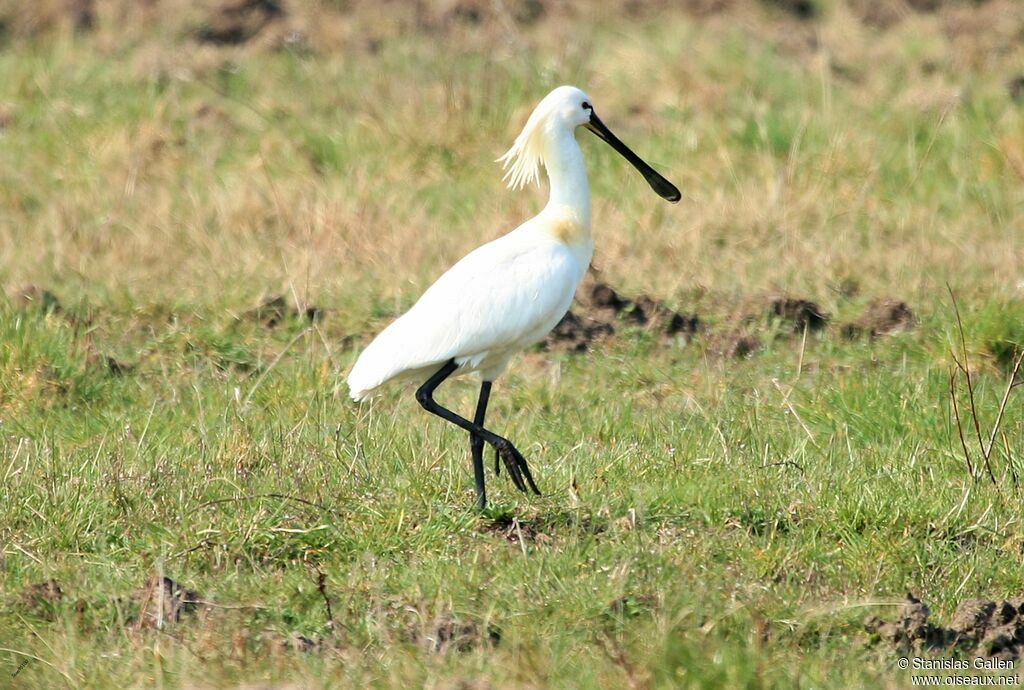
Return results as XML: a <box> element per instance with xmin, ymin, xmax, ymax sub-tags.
<box><xmin>133</xmin><ymin>576</ymin><xmax>203</xmax><ymax>628</ymax></box>
<box><xmin>543</xmin><ymin>280</ymin><xmax>699</xmax><ymax>353</ymax></box>
<box><xmin>196</xmin><ymin>0</ymin><xmax>285</xmax><ymax>45</ymax></box>
<box><xmin>246</xmin><ymin>294</ymin><xmax>321</xmax><ymax>328</ymax></box>
<box><xmin>764</xmin><ymin>0</ymin><xmax>817</xmax><ymax>19</ymax></box>
<box><xmin>581</xmin><ymin>282</ymin><xmax>698</xmax><ymax>334</ymax></box>
<box><xmin>10</xmin><ymin>285</ymin><xmax>61</xmax><ymax>312</ymax></box>
<box><xmin>66</xmin><ymin>0</ymin><xmax>94</xmax><ymax>31</ymax></box>
<box><xmin>102</xmin><ymin>355</ymin><xmax>134</xmax><ymax>375</ymax></box>
<box><xmin>632</xmin><ymin>293</ymin><xmax>701</xmax><ymax>338</ymax></box>
<box><xmin>987</xmin><ymin>339</ymin><xmax>1024</xmax><ymax>376</ymax></box>
<box><xmin>711</xmin><ymin>332</ymin><xmax>763</xmax><ymax>358</ymax></box>
<box><xmin>864</xmin><ymin>593</ymin><xmax>949</xmax><ymax>650</ymax></box>
<box><xmin>768</xmin><ymin>297</ymin><xmax>828</xmax><ymax>333</ymax></box>
<box><xmin>400</xmin><ymin>604</ymin><xmax>502</xmax><ymax>653</ymax></box>
<box><xmin>842</xmin><ymin>298</ymin><xmax>915</xmax><ymax>339</ymax></box>
<box><xmin>86</xmin><ymin>350</ymin><xmax>135</xmax><ymax>376</ymax></box>
<box><xmin>271</xmin><ymin>632</ymin><xmax>319</xmax><ymax>653</ymax></box>
<box><xmin>906</xmin><ymin>0</ymin><xmax>950</xmax><ymax>11</ymax></box>
<box><xmin>483</xmin><ymin>510</ymin><xmax>607</xmax><ymax>544</ymax></box>
<box><xmin>424</xmin><ymin>0</ymin><xmax>546</xmax><ymax>29</ymax></box>
<box><xmin>544</xmin><ymin>311</ymin><xmax>615</xmax><ymax>353</ymax></box>
<box><xmin>0</xmin><ymin>105</ymin><xmax>15</xmax><ymax>129</ymax></box>
<box><xmin>483</xmin><ymin>515</ymin><xmax>543</xmax><ymax>545</ymax></box>
<box><xmin>417</xmin><ymin>615</ymin><xmax>502</xmax><ymax>653</ymax></box>
<box><xmin>510</xmin><ymin>0</ymin><xmax>545</xmax><ymax>24</ymax></box>
<box><xmin>607</xmin><ymin>594</ymin><xmax>657</xmax><ymax>618</ymax></box>
<box><xmin>1009</xmin><ymin>76</ymin><xmax>1024</xmax><ymax>104</ymax></box>
<box><xmin>20</xmin><ymin>580</ymin><xmax>63</xmax><ymax>619</ymax></box>
<box><xmin>865</xmin><ymin>593</ymin><xmax>1024</xmax><ymax>661</ymax></box>
<box><xmin>846</xmin><ymin>0</ymin><xmax>906</xmax><ymax>29</ymax></box>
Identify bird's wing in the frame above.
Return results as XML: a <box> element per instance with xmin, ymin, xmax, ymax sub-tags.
<box><xmin>347</xmin><ymin>234</ymin><xmax>578</xmax><ymax>400</ymax></box>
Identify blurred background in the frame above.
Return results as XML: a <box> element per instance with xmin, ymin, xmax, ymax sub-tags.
<box><xmin>1</xmin><ymin>0</ymin><xmax>1021</xmax><ymax>325</ymax></box>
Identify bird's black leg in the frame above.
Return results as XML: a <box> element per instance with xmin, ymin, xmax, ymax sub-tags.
<box><xmin>415</xmin><ymin>360</ymin><xmax>541</xmax><ymax>501</ymax></box>
<box><xmin>470</xmin><ymin>381</ymin><xmax>492</xmax><ymax>511</ymax></box>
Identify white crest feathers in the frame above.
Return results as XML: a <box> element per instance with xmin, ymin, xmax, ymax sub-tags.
<box><xmin>496</xmin><ymin>104</ymin><xmax>549</xmax><ymax>190</ymax></box>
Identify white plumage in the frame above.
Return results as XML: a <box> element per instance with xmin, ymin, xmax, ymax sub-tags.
<box><xmin>347</xmin><ymin>213</ymin><xmax>585</xmax><ymax>401</ymax></box>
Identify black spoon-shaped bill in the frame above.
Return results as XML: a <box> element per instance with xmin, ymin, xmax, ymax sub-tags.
<box><xmin>584</xmin><ymin>111</ymin><xmax>681</xmax><ymax>203</ymax></box>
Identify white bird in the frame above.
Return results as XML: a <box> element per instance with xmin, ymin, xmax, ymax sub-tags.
<box><xmin>347</xmin><ymin>85</ymin><xmax>679</xmax><ymax>509</ymax></box>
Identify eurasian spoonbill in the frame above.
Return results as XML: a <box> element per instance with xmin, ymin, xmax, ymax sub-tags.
<box><xmin>348</xmin><ymin>85</ymin><xmax>680</xmax><ymax>509</ymax></box>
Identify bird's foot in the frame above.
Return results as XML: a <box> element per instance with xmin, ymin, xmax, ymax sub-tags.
<box><xmin>492</xmin><ymin>438</ymin><xmax>541</xmax><ymax>496</ymax></box>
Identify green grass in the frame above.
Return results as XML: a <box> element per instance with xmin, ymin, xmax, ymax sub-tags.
<box><xmin>2</xmin><ymin>1</ymin><xmax>1024</xmax><ymax>687</ymax></box>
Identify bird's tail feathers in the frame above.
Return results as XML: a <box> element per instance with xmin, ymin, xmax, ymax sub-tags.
<box><xmin>346</xmin><ymin>346</ymin><xmax>392</xmax><ymax>401</ymax></box>
<box><xmin>346</xmin><ymin>318</ymin><xmax>443</xmax><ymax>402</ymax></box>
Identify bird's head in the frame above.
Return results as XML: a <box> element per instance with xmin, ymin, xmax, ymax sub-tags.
<box><xmin>497</xmin><ymin>85</ymin><xmax>680</xmax><ymax>203</ymax></box>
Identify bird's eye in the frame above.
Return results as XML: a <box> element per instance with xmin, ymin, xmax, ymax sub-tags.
<box><xmin>582</xmin><ymin>102</ymin><xmax>591</xmax><ymax>110</ymax></box>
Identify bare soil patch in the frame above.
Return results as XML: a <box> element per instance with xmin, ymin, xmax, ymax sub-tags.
<box><xmin>268</xmin><ymin>631</ymin><xmax>320</xmax><ymax>654</ymax></box>
<box><xmin>987</xmin><ymin>339</ymin><xmax>1024</xmax><ymax>377</ymax></box>
<box><xmin>483</xmin><ymin>509</ymin><xmax>608</xmax><ymax>544</ymax></box>
<box><xmin>709</xmin><ymin>331</ymin><xmax>763</xmax><ymax>358</ymax></box>
<box><xmin>19</xmin><ymin>580</ymin><xmax>63</xmax><ymax>620</ymax></box>
<box><xmin>401</xmin><ymin>609</ymin><xmax>501</xmax><ymax>653</ymax></box>
<box><xmin>842</xmin><ymin>298</ymin><xmax>915</xmax><ymax>339</ymax></box>
<box><xmin>847</xmin><ymin>0</ymin><xmax>908</xmax><ymax>29</ymax></box>
<box><xmin>1010</xmin><ymin>76</ymin><xmax>1024</xmax><ymax>104</ymax></box>
<box><xmin>768</xmin><ymin>297</ymin><xmax>828</xmax><ymax>333</ymax></box>
<box><xmin>434</xmin><ymin>0</ymin><xmax>545</xmax><ymax>27</ymax></box>
<box><xmin>483</xmin><ymin>514</ymin><xmax>545</xmax><ymax>545</ymax></box>
<box><xmin>132</xmin><ymin>576</ymin><xmax>203</xmax><ymax>628</ymax></box>
<box><xmin>544</xmin><ymin>311</ymin><xmax>616</xmax><ymax>353</ymax></box>
<box><xmin>543</xmin><ymin>279</ymin><xmax>700</xmax><ymax>353</ymax></box>
<box><xmin>10</xmin><ymin>284</ymin><xmax>62</xmax><ymax>312</ymax></box>
<box><xmin>866</xmin><ymin>593</ymin><xmax>1024</xmax><ymax>661</ymax></box>
<box><xmin>195</xmin><ymin>0</ymin><xmax>285</xmax><ymax>45</ymax></box>
<box><xmin>103</xmin><ymin>355</ymin><xmax>134</xmax><ymax>375</ymax></box>
<box><xmin>763</xmin><ymin>0</ymin><xmax>816</xmax><ymax>20</ymax></box>
<box><xmin>245</xmin><ymin>294</ymin><xmax>321</xmax><ymax>328</ymax></box>
<box><xmin>421</xmin><ymin>615</ymin><xmax>501</xmax><ymax>653</ymax></box>
<box><xmin>607</xmin><ymin>594</ymin><xmax>657</xmax><ymax>618</ymax></box>
<box><xmin>66</xmin><ymin>0</ymin><xmax>95</xmax><ymax>31</ymax></box>
<box><xmin>86</xmin><ymin>352</ymin><xmax>135</xmax><ymax>376</ymax></box>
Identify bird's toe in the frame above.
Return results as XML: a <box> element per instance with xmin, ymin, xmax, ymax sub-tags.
<box><xmin>493</xmin><ymin>439</ymin><xmax>527</xmax><ymax>492</ymax></box>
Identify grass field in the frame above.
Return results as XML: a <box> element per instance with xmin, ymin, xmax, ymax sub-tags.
<box><xmin>3</xmin><ymin>0</ymin><xmax>1024</xmax><ymax>687</ymax></box>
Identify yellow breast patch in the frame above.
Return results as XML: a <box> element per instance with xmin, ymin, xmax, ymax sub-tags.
<box><xmin>545</xmin><ymin>215</ymin><xmax>589</xmax><ymax>245</ymax></box>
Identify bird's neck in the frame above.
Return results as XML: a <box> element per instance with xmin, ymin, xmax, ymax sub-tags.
<box><xmin>537</xmin><ymin>129</ymin><xmax>593</xmax><ymax>273</ymax></box>
<box><xmin>542</xmin><ymin>129</ymin><xmax>591</xmax><ymax>227</ymax></box>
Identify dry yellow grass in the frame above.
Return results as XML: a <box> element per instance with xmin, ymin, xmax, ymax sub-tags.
<box><xmin>1</xmin><ymin>0</ymin><xmax>1022</xmax><ymax>331</ymax></box>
